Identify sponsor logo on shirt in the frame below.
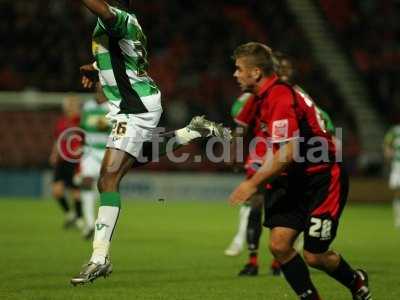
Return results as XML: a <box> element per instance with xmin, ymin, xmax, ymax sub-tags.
<box><xmin>272</xmin><ymin>119</ymin><xmax>288</xmax><ymax>140</ymax></box>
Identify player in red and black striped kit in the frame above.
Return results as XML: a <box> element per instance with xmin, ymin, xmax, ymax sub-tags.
<box><xmin>232</xmin><ymin>52</ymin><xmax>308</xmax><ymax>276</ymax></box>
<box><xmin>229</xmin><ymin>42</ymin><xmax>372</xmax><ymax>300</ymax></box>
<box><xmin>49</xmin><ymin>96</ymin><xmax>84</xmax><ymax>230</ymax></box>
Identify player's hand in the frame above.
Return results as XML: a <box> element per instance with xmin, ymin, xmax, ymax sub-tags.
<box><xmin>81</xmin><ymin>75</ymin><xmax>94</xmax><ymax>89</ymax></box>
<box><xmin>229</xmin><ymin>179</ymin><xmax>258</xmax><ymax>206</ymax></box>
<box><xmin>80</xmin><ymin>63</ymin><xmax>98</xmax><ymax>89</ymax></box>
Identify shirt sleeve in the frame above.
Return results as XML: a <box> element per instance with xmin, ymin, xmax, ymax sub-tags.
<box><xmin>318</xmin><ymin>108</ymin><xmax>335</xmax><ymax>134</ymax></box>
<box><xmin>98</xmin><ymin>7</ymin><xmax>129</xmax><ymax>38</ymax></box>
<box><xmin>231</xmin><ymin>93</ymin><xmax>253</xmax><ymax>118</ymax></box>
<box><xmin>234</xmin><ymin>94</ymin><xmax>256</xmax><ymax>126</ymax></box>
<box><xmin>265</xmin><ymin>85</ymin><xmax>299</xmax><ymax>143</ymax></box>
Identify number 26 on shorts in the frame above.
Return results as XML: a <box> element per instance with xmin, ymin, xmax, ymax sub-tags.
<box><xmin>112</xmin><ymin>121</ymin><xmax>127</xmax><ymax>137</ymax></box>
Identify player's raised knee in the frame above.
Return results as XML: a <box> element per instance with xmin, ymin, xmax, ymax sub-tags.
<box><xmin>268</xmin><ymin>238</ymin><xmax>292</xmax><ymax>258</ymax></box>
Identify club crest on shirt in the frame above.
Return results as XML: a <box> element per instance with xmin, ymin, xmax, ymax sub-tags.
<box><xmin>272</xmin><ymin>119</ymin><xmax>288</xmax><ymax>139</ymax></box>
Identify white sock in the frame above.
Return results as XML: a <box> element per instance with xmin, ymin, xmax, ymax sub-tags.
<box><xmin>82</xmin><ymin>190</ymin><xmax>97</xmax><ymax>230</ymax></box>
<box><xmin>90</xmin><ymin>206</ymin><xmax>120</xmax><ymax>264</ymax></box>
<box><xmin>393</xmin><ymin>198</ymin><xmax>400</xmax><ymax>228</ymax></box>
<box><xmin>232</xmin><ymin>205</ymin><xmax>251</xmax><ymax>247</ymax></box>
<box><xmin>175</xmin><ymin>127</ymin><xmax>202</xmax><ymax>145</ymax></box>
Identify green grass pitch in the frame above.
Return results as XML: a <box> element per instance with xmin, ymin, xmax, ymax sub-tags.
<box><xmin>0</xmin><ymin>198</ymin><xmax>399</xmax><ymax>299</ymax></box>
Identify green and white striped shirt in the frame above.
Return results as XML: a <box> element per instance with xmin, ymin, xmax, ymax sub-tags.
<box><xmin>92</xmin><ymin>7</ymin><xmax>160</xmax><ymax>114</ymax></box>
<box><xmin>230</xmin><ymin>93</ymin><xmax>253</xmax><ymax>118</ymax></box>
<box><xmin>385</xmin><ymin>125</ymin><xmax>400</xmax><ymax>162</ymax></box>
<box><xmin>81</xmin><ymin>100</ymin><xmax>110</xmax><ymax>149</ymax></box>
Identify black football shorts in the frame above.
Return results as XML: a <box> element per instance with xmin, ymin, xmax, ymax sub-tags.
<box><xmin>263</xmin><ymin>163</ymin><xmax>349</xmax><ymax>253</ymax></box>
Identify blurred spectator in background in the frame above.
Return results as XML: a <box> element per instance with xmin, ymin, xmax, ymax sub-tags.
<box><xmin>49</xmin><ymin>95</ymin><xmax>84</xmax><ymax>232</ymax></box>
<box><xmin>320</xmin><ymin>0</ymin><xmax>400</xmax><ymax>123</ymax></box>
<box><xmin>0</xmin><ymin>1</ymin><xmax>349</xmax><ymax>122</ymax></box>
<box><xmin>384</xmin><ymin>123</ymin><xmax>400</xmax><ymax>228</ymax></box>
<box><xmin>0</xmin><ymin>0</ymin><xmax>366</xmax><ymax>172</ymax></box>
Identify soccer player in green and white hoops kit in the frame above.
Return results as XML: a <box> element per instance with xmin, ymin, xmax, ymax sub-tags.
<box><xmin>71</xmin><ymin>0</ymin><xmax>231</xmax><ymax>285</ymax></box>
<box><xmin>79</xmin><ymin>83</ymin><xmax>110</xmax><ymax>239</ymax></box>
<box><xmin>384</xmin><ymin>124</ymin><xmax>400</xmax><ymax>228</ymax></box>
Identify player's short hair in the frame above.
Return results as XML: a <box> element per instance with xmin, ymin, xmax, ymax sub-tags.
<box><xmin>233</xmin><ymin>42</ymin><xmax>278</xmax><ymax>76</ymax></box>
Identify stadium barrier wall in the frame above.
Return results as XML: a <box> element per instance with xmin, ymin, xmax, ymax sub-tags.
<box><xmin>0</xmin><ymin>171</ymin><xmax>390</xmax><ymax>202</ymax></box>
<box><xmin>0</xmin><ymin>170</ymin><xmax>43</xmax><ymax>197</ymax></box>
<box><xmin>41</xmin><ymin>171</ymin><xmax>243</xmax><ymax>201</ymax></box>
<box><xmin>0</xmin><ymin>91</ymin><xmax>91</xmax><ymax>110</ymax></box>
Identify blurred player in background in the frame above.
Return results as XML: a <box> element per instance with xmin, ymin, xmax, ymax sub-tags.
<box><xmin>224</xmin><ymin>93</ymin><xmax>252</xmax><ymax>258</ymax></box>
<box><xmin>384</xmin><ymin>124</ymin><xmax>400</xmax><ymax>228</ymax></box>
<box><xmin>49</xmin><ymin>95</ymin><xmax>84</xmax><ymax>231</ymax></box>
<box><xmin>229</xmin><ymin>42</ymin><xmax>371</xmax><ymax>300</ymax></box>
<box><xmin>71</xmin><ymin>0</ymin><xmax>231</xmax><ymax>285</ymax></box>
<box><xmin>78</xmin><ymin>82</ymin><xmax>110</xmax><ymax>239</ymax></box>
<box><xmin>230</xmin><ymin>91</ymin><xmax>268</xmax><ymax>276</ymax></box>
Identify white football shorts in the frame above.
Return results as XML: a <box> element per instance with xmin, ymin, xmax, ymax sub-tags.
<box><xmin>106</xmin><ymin>92</ymin><xmax>163</xmax><ymax>158</ymax></box>
<box><xmin>389</xmin><ymin>161</ymin><xmax>400</xmax><ymax>189</ymax></box>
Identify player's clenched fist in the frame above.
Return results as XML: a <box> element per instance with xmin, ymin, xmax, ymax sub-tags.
<box><xmin>80</xmin><ymin>63</ymin><xmax>98</xmax><ymax>89</ymax></box>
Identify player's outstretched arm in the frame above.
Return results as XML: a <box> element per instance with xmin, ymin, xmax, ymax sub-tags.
<box><xmin>80</xmin><ymin>0</ymin><xmax>116</xmax><ymax>23</ymax></box>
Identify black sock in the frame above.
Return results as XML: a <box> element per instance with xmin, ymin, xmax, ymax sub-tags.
<box><xmin>327</xmin><ymin>256</ymin><xmax>357</xmax><ymax>290</ymax></box>
<box><xmin>74</xmin><ymin>200</ymin><xmax>82</xmax><ymax>218</ymax></box>
<box><xmin>246</xmin><ymin>206</ymin><xmax>262</xmax><ymax>251</ymax></box>
<box><xmin>281</xmin><ymin>254</ymin><xmax>320</xmax><ymax>299</ymax></box>
<box><xmin>57</xmin><ymin>196</ymin><xmax>69</xmax><ymax>213</ymax></box>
